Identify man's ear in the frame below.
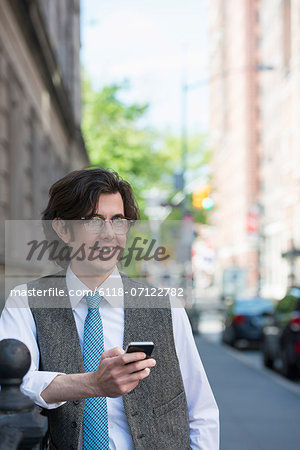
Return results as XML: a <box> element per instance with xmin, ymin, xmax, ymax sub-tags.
<box><xmin>52</xmin><ymin>219</ymin><xmax>71</xmax><ymax>244</ymax></box>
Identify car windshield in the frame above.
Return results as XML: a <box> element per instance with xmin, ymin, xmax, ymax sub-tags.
<box><xmin>234</xmin><ymin>298</ymin><xmax>274</xmax><ymax>315</ymax></box>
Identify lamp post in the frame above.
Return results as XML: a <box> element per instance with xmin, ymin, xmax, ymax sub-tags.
<box><xmin>180</xmin><ymin>76</ymin><xmax>210</xmax><ymax>215</ymax></box>
<box><xmin>181</xmin><ymin>82</ymin><xmax>188</xmax><ymax>209</ymax></box>
<box><xmin>179</xmin><ymin>63</ymin><xmax>275</xmax><ymax>217</ymax></box>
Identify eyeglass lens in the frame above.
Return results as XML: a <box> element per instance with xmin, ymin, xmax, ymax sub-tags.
<box><xmin>84</xmin><ymin>218</ymin><xmax>129</xmax><ymax>234</ymax></box>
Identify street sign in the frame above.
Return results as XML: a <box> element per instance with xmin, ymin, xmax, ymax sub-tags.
<box><xmin>222</xmin><ymin>268</ymin><xmax>247</xmax><ymax>298</ymax></box>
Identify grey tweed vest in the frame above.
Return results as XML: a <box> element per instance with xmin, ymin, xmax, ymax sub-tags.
<box><xmin>28</xmin><ymin>271</ymin><xmax>190</xmax><ymax>450</ymax></box>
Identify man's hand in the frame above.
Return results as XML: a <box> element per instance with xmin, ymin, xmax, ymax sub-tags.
<box><xmin>41</xmin><ymin>346</ymin><xmax>156</xmax><ymax>404</ymax></box>
<box><xmin>92</xmin><ymin>347</ymin><xmax>156</xmax><ymax>397</ymax></box>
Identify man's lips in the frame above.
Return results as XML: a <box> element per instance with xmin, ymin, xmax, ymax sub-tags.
<box><xmin>99</xmin><ymin>246</ymin><xmax>116</xmax><ymax>253</ymax></box>
<box><xmin>86</xmin><ymin>243</ymin><xmax>124</xmax><ymax>260</ymax></box>
<box><xmin>97</xmin><ymin>245</ymin><xmax>122</xmax><ymax>259</ymax></box>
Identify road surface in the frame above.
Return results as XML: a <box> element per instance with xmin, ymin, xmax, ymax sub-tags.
<box><xmin>195</xmin><ymin>332</ymin><xmax>300</xmax><ymax>450</ymax></box>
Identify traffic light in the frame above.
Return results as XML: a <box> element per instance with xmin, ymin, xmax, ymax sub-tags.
<box><xmin>192</xmin><ymin>185</ymin><xmax>214</xmax><ymax>210</ymax></box>
<box><xmin>193</xmin><ymin>190</ymin><xmax>206</xmax><ymax>209</ymax></box>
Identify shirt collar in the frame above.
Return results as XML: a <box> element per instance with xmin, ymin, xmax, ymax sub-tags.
<box><xmin>66</xmin><ymin>265</ymin><xmax>124</xmax><ymax>309</ymax></box>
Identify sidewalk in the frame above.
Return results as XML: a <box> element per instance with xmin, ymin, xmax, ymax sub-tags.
<box><xmin>195</xmin><ymin>336</ymin><xmax>300</xmax><ymax>450</ymax></box>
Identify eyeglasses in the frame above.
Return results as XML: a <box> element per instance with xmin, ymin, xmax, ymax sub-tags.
<box><xmin>80</xmin><ymin>215</ymin><xmax>135</xmax><ymax>235</ymax></box>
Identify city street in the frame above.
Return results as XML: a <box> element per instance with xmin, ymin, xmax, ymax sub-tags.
<box><xmin>195</xmin><ymin>314</ymin><xmax>300</xmax><ymax>450</ymax></box>
<box><xmin>1</xmin><ymin>1</ymin><xmax>300</xmax><ymax>448</ymax></box>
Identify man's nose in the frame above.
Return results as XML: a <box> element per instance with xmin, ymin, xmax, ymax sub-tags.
<box><xmin>101</xmin><ymin>220</ymin><xmax>115</xmax><ymax>239</ymax></box>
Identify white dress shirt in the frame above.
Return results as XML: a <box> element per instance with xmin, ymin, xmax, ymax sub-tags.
<box><xmin>0</xmin><ymin>266</ymin><xmax>219</xmax><ymax>449</ymax></box>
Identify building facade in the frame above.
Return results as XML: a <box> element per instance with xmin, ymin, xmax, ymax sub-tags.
<box><xmin>210</xmin><ymin>0</ymin><xmax>300</xmax><ymax>299</ymax></box>
<box><xmin>0</xmin><ymin>0</ymin><xmax>89</xmax><ymax>300</ymax></box>
<box><xmin>259</xmin><ymin>0</ymin><xmax>300</xmax><ymax>298</ymax></box>
<box><xmin>209</xmin><ymin>0</ymin><xmax>261</xmax><ymax>297</ymax></box>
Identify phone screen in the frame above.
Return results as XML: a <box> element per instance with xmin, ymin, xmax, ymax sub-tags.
<box><xmin>125</xmin><ymin>341</ymin><xmax>154</xmax><ymax>358</ymax></box>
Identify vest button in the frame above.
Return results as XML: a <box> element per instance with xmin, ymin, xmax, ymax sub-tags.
<box><xmin>131</xmin><ymin>411</ymin><xmax>138</xmax><ymax>417</ymax></box>
<box><xmin>137</xmin><ymin>434</ymin><xmax>145</xmax><ymax>439</ymax></box>
<box><xmin>71</xmin><ymin>421</ymin><xmax>77</xmax><ymax>428</ymax></box>
<box><xmin>73</xmin><ymin>400</ymin><xmax>80</xmax><ymax>405</ymax></box>
<box><xmin>70</xmin><ymin>446</ymin><xmax>75</xmax><ymax>450</ymax></box>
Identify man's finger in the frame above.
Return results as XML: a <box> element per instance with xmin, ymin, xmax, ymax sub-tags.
<box><xmin>114</xmin><ymin>368</ymin><xmax>152</xmax><ymax>395</ymax></box>
<box><xmin>101</xmin><ymin>346</ymin><xmax>124</xmax><ymax>360</ymax></box>
<box><xmin>119</xmin><ymin>352</ymin><xmax>147</xmax><ymax>365</ymax></box>
<box><xmin>126</xmin><ymin>367</ymin><xmax>151</xmax><ymax>383</ymax></box>
<box><xmin>125</xmin><ymin>358</ymin><xmax>156</xmax><ymax>374</ymax></box>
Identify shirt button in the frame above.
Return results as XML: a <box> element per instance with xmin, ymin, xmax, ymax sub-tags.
<box><xmin>71</xmin><ymin>421</ymin><xmax>77</xmax><ymax>428</ymax></box>
<box><xmin>73</xmin><ymin>400</ymin><xmax>80</xmax><ymax>405</ymax></box>
<box><xmin>137</xmin><ymin>434</ymin><xmax>145</xmax><ymax>439</ymax></box>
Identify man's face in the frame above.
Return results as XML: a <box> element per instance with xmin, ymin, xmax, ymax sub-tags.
<box><xmin>69</xmin><ymin>192</ymin><xmax>127</xmax><ymax>277</ymax></box>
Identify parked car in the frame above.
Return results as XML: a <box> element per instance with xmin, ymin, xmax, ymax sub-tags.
<box><xmin>222</xmin><ymin>297</ymin><xmax>274</xmax><ymax>348</ymax></box>
<box><xmin>262</xmin><ymin>287</ymin><xmax>300</xmax><ymax>379</ymax></box>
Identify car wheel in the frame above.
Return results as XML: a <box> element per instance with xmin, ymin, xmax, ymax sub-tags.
<box><xmin>262</xmin><ymin>340</ymin><xmax>274</xmax><ymax>369</ymax></box>
<box><xmin>221</xmin><ymin>331</ymin><xmax>227</xmax><ymax>344</ymax></box>
<box><xmin>281</xmin><ymin>346</ymin><xmax>298</xmax><ymax>380</ymax></box>
<box><xmin>226</xmin><ymin>328</ymin><xmax>236</xmax><ymax>347</ymax></box>
<box><xmin>263</xmin><ymin>349</ymin><xmax>274</xmax><ymax>369</ymax></box>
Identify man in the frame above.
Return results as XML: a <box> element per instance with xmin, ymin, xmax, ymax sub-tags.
<box><xmin>0</xmin><ymin>168</ymin><xmax>219</xmax><ymax>449</ymax></box>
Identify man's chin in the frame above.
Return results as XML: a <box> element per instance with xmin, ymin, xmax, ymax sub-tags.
<box><xmin>71</xmin><ymin>259</ymin><xmax>118</xmax><ymax>277</ymax></box>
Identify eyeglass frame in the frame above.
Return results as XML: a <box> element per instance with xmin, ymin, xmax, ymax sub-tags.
<box><xmin>78</xmin><ymin>214</ymin><xmax>136</xmax><ymax>235</ymax></box>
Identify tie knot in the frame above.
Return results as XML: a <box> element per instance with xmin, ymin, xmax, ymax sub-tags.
<box><xmin>85</xmin><ymin>291</ymin><xmax>103</xmax><ymax>309</ymax></box>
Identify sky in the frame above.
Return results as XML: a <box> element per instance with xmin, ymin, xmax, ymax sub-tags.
<box><xmin>81</xmin><ymin>0</ymin><xmax>210</xmax><ymax>135</ymax></box>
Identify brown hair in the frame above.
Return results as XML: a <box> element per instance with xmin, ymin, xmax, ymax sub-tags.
<box><xmin>42</xmin><ymin>168</ymin><xmax>139</xmax><ymax>268</ymax></box>
<box><xmin>42</xmin><ymin>168</ymin><xmax>139</xmax><ymax>221</ymax></box>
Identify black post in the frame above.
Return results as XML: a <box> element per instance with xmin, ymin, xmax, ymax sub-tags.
<box><xmin>0</xmin><ymin>339</ymin><xmax>48</xmax><ymax>449</ymax></box>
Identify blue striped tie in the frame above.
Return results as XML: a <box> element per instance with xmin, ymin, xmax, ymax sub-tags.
<box><xmin>83</xmin><ymin>292</ymin><xmax>109</xmax><ymax>449</ymax></box>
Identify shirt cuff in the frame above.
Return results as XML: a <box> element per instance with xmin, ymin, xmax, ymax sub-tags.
<box><xmin>21</xmin><ymin>371</ymin><xmax>67</xmax><ymax>409</ymax></box>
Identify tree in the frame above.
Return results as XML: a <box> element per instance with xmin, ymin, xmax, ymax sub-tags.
<box><xmin>82</xmin><ymin>76</ymin><xmax>169</xmax><ymax>214</ymax></box>
<box><xmin>82</xmin><ymin>74</ymin><xmax>211</xmax><ymax>221</ymax></box>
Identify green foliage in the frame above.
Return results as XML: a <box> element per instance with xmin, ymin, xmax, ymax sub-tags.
<box><xmin>82</xmin><ymin>73</ymin><xmax>212</xmax><ymax>221</ymax></box>
<box><xmin>82</xmin><ymin>76</ymin><xmax>169</xmax><ymax>211</ymax></box>
<box><xmin>157</xmin><ymin>132</ymin><xmax>211</xmax><ymax>172</ymax></box>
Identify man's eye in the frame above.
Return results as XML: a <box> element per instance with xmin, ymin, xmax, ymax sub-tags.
<box><xmin>88</xmin><ymin>217</ymin><xmax>103</xmax><ymax>225</ymax></box>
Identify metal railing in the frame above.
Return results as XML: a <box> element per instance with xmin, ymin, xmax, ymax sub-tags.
<box><xmin>0</xmin><ymin>339</ymin><xmax>48</xmax><ymax>449</ymax></box>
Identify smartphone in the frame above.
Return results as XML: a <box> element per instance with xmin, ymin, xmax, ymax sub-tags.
<box><xmin>125</xmin><ymin>341</ymin><xmax>154</xmax><ymax>358</ymax></box>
